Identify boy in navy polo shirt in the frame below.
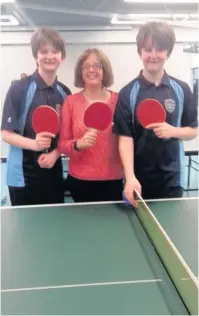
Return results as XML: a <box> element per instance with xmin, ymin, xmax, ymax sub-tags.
<box><xmin>113</xmin><ymin>21</ymin><xmax>198</xmax><ymax>206</ymax></box>
<box><xmin>1</xmin><ymin>28</ymin><xmax>71</xmax><ymax>206</ymax></box>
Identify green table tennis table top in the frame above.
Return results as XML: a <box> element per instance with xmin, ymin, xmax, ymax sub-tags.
<box><xmin>1</xmin><ymin>197</ymin><xmax>198</xmax><ymax>315</ymax></box>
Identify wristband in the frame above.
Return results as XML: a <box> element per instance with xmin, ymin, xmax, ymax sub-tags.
<box><xmin>74</xmin><ymin>140</ymin><xmax>80</xmax><ymax>151</ymax></box>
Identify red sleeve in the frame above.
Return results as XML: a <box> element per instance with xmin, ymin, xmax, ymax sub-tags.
<box><xmin>58</xmin><ymin>96</ymin><xmax>82</xmax><ymax>159</ymax></box>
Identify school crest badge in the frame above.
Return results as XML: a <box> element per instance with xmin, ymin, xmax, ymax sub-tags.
<box><xmin>164</xmin><ymin>99</ymin><xmax>176</xmax><ymax>113</ymax></box>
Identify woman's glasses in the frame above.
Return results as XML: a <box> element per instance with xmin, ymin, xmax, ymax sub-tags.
<box><xmin>81</xmin><ymin>63</ymin><xmax>102</xmax><ymax>71</ymax></box>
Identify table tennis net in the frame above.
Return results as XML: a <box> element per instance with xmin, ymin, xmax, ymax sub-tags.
<box><xmin>134</xmin><ymin>195</ymin><xmax>198</xmax><ymax>315</ymax></box>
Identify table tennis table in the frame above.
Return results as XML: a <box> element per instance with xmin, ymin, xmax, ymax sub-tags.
<box><xmin>1</xmin><ymin>197</ymin><xmax>198</xmax><ymax>315</ymax></box>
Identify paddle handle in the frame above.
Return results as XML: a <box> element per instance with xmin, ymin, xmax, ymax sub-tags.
<box><xmin>87</xmin><ymin>127</ymin><xmax>98</xmax><ymax>134</ymax></box>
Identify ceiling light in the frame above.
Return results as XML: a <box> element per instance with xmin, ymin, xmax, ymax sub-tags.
<box><xmin>124</xmin><ymin>0</ymin><xmax>198</xmax><ymax>3</ymax></box>
<box><xmin>0</xmin><ymin>14</ymin><xmax>19</xmax><ymax>25</ymax></box>
<box><xmin>128</xmin><ymin>13</ymin><xmax>193</xmax><ymax>19</ymax></box>
<box><xmin>128</xmin><ymin>14</ymin><xmax>171</xmax><ymax>18</ymax></box>
<box><xmin>111</xmin><ymin>14</ymin><xmax>199</xmax><ymax>28</ymax></box>
<box><xmin>127</xmin><ymin>13</ymin><xmax>199</xmax><ymax>19</ymax></box>
<box><xmin>0</xmin><ymin>0</ymin><xmax>15</xmax><ymax>3</ymax></box>
<box><xmin>111</xmin><ymin>15</ymin><xmax>145</xmax><ymax>24</ymax></box>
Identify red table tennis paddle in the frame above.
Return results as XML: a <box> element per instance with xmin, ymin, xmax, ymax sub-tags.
<box><xmin>32</xmin><ymin>105</ymin><xmax>60</xmax><ymax>153</ymax></box>
<box><xmin>136</xmin><ymin>99</ymin><xmax>166</xmax><ymax>128</ymax></box>
<box><xmin>84</xmin><ymin>101</ymin><xmax>112</xmax><ymax>131</ymax></box>
<box><xmin>32</xmin><ymin>105</ymin><xmax>60</xmax><ymax>135</ymax></box>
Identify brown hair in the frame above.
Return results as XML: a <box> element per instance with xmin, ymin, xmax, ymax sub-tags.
<box><xmin>31</xmin><ymin>27</ymin><xmax>66</xmax><ymax>59</ymax></box>
<box><xmin>74</xmin><ymin>48</ymin><xmax>114</xmax><ymax>88</ymax></box>
<box><xmin>20</xmin><ymin>73</ymin><xmax>27</xmax><ymax>78</ymax></box>
<box><xmin>136</xmin><ymin>21</ymin><xmax>176</xmax><ymax>56</ymax></box>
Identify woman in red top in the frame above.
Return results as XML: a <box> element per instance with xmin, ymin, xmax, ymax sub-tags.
<box><xmin>58</xmin><ymin>48</ymin><xmax>123</xmax><ymax>202</ymax></box>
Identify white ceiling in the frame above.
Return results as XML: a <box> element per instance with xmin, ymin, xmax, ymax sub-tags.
<box><xmin>0</xmin><ymin>0</ymin><xmax>198</xmax><ymax>30</ymax></box>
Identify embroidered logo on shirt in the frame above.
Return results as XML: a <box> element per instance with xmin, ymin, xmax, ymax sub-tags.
<box><xmin>164</xmin><ymin>99</ymin><xmax>176</xmax><ymax>113</ymax></box>
<box><xmin>7</xmin><ymin>117</ymin><xmax>11</xmax><ymax>123</ymax></box>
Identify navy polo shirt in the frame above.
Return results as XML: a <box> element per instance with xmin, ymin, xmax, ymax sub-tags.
<box><xmin>1</xmin><ymin>71</ymin><xmax>71</xmax><ymax>187</ymax></box>
<box><xmin>113</xmin><ymin>71</ymin><xmax>198</xmax><ymax>189</ymax></box>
